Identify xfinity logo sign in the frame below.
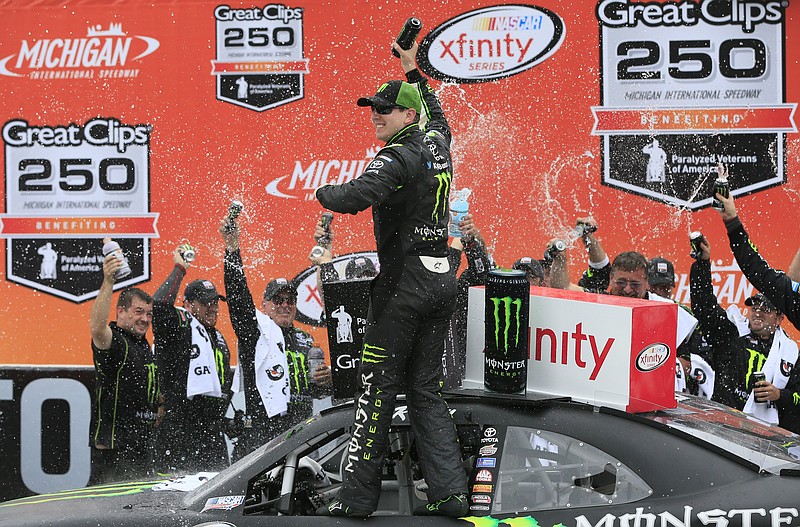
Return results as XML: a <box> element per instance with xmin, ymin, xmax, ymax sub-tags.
<box><xmin>417</xmin><ymin>5</ymin><xmax>565</xmax><ymax>84</ymax></box>
<box><xmin>636</xmin><ymin>343</ymin><xmax>670</xmax><ymax>372</ymax></box>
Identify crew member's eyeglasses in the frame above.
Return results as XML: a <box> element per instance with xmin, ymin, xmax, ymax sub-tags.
<box><xmin>613</xmin><ymin>279</ymin><xmax>644</xmax><ymax>291</ymax></box>
<box><xmin>372</xmin><ymin>105</ymin><xmax>404</xmax><ymax>115</ymax></box>
<box><xmin>271</xmin><ymin>295</ymin><xmax>296</xmax><ymax>306</ymax></box>
<box><xmin>751</xmin><ymin>304</ymin><xmax>776</xmax><ymax>314</ymax></box>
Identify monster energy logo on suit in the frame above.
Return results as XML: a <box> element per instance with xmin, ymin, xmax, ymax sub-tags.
<box><xmin>485</xmin><ymin>269</ymin><xmax>529</xmax><ymax>394</ymax></box>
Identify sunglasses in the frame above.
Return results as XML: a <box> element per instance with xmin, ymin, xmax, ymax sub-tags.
<box><xmin>270</xmin><ymin>295</ymin><xmax>296</xmax><ymax>306</ymax></box>
<box><xmin>372</xmin><ymin>105</ymin><xmax>405</xmax><ymax>115</ymax></box>
<box><xmin>613</xmin><ymin>279</ymin><xmax>644</xmax><ymax>291</ymax></box>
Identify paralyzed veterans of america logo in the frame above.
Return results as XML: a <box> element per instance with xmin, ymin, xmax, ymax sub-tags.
<box><xmin>211</xmin><ymin>4</ymin><xmax>309</xmax><ymax>111</ymax></box>
<box><xmin>417</xmin><ymin>5</ymin><xmax>565</xmax><ymax>84</ymax></box>
<box><xmin>0</xmin><ymin>23</ymin><xmax>159</xmax><ymax>80</ymax></box>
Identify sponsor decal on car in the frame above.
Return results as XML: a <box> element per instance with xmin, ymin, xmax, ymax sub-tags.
<box><xmin>475</xmin><ymin>469</ymin><xmax>493</xmax><ymax>482</ymax></box>
<box><xmin>202</xmin><ymin>495</ymin><xmax>245</xmax><ymax>512</ymax></box>
<box><xmin>476</xmin><ymin>457</ymin><xmax>496</xmax><ymax>468</ymax></box>
<box><xmin>472</xmin><ymin>484</ymin><xmax>492</xmax><ymax>493</ymax></box>
<box><xmin>471</xmin><ymin>494</ymin><xmax>492</xmax><ymax>504</ymax></box>
<box><xmin>479</xmin><ymin>444</ymin><xmax>498</xmax><ymax>456</ymax></box>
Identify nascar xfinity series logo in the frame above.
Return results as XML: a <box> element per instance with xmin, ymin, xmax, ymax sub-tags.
<box><xmin>417</xmin><ymin>5</ymin><xmax>566</xmax><ymax>83</ymax></box>
<box><xmin>0</xmin><ymin>23</ymin><xmax>160</xmax><ymax>79</ymax></box>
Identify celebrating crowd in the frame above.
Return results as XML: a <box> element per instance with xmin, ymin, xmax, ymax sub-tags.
<box><xmin>86</xmin><ymin>34</ymin><xmax>800</xmax><ymax>518</ymax></box>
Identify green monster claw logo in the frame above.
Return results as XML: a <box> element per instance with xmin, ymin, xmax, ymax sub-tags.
<box><xmin>433</xmin><ymin>171</ymin><xmax>452</xmax><ymax>222</ymax></box>
<box><xmin>490</xmin><ymin>296</ymin><xmax>522</xmax><ymax>354</ymax></box>
<box><xmin>458</xmin><ymin>516</ymin><xmax>565</xmax><ymax>527</ymax></box>
<box><xmin>287</xmin><ymin>350</ymin><xmax>308</xmax><ymax>391</ymax></box>
<box><xmin>745</xmin><ymin>348</ymin><xmax>767</xmax><ymax>389</ymax></box>
<box><xmin>145</xmin><ymin>362</ymin><xmax>158</xmax><ymax>404</ymax></box>
<box><xmin>361</xmin><ymin>343</ymin><xmax>388</xmax><ymax>364</ymax></box>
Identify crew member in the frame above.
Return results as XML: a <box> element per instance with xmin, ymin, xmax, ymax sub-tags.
<box><xmin>222</xmin><ymin>220</ymin><xmax>331</xmax><ymax>460</ymax></box>
<box><xmin>315</xmin><ymin>39</ymin><xmax>468</xmax><ymax>517</ymax></box>
<box><xmin>690</xmin><ymin>235</ymin><xmax>799</xmax><ymax>431</ymax></box>
<box><xmin>89</xmin><ymin>250</ymin><xmax>159</xmax><ymax>483</ymax></box>
<box><xmin>153</xmin><ymin>246</ymin><xmax>232</xmax><ymax>472</ymax></box>
<box><xmin>714</xmin><ymin>165</ymin><xmax>800</xmax><ymax>330</ymax></box>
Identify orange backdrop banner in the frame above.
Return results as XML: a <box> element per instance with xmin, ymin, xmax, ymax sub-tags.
<box><xmin>1</xmin><ymin>0</ymin><xmax>798</xmax><ymax>367</ymax></box>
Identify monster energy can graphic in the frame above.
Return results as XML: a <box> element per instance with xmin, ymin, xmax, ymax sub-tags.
<box><xmin>485</xmin><ymin>269</ymin><xmax>530</xmax><ymax>394</ymax></box>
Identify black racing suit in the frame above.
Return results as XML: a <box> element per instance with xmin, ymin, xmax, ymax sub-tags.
<box><xmin>224</xmin><ymin>249</ymin><xmax>329</xmax><ymax>460</ymax></box>
<box><xmin>316</xmin><ymin>69</ymin><xmax>468</xmax><ymax>512</ymax></box>
<box><xmin>725</xmin><ymin>216</ymin><xmax>800</xmax><ymax>331</ymax></box>
<box><xmin>152</xmin><ymin>265</ymin><xmax>233</xmax><ymax>472</ymax></box>
<box><xmin>723</xmin><ymin>216</ymin><xmax>800</xmax><ymax>431</ymax></box>
<box><xmin>443</xmin><ymin>237</ymin><xmax>492</xmax><ymax>389</ymax></box>
<box><xmin>690</xmin><ymin>258</ymin><xmax>800</xmax><ymax>431</ymax></box>
<box><xmin>90</xmin><ymin>323</ymin><xmax>159</xmax><ymax>483</ymax></box>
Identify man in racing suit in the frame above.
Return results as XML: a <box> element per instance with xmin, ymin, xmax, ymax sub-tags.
<box><xmin>715</xmin><ymin>179</ymin><xmax>800</xmax><ymax>331</ymax></box>
<box><xmin>689</xmin><ymin>237</ymin><xmax>800</xmax><ymax>431</ymax></box>
<box><xmin>315</xmin><ymin>40</ymin><xmax>468</xmax><ymax>517</ymax></box>
<box><xmin>221</xmin><ymin>220</ymin><xmax>331</xmax><ymax>460</ymax></box>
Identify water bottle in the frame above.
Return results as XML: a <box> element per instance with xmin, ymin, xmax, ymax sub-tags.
<box><xmin>102</xmin><ymin>238</ymin><xmax>131</xmax><ymax>280</ymax></box>
<box><xmin>308</xmin><ymin>347</ymin><xmax>325</xmax><ymax>384</ymax></box>
<box><xmin>448</xmin><ymin>188</ymin><xmax>472</xmax><ymax>238</ymax></box>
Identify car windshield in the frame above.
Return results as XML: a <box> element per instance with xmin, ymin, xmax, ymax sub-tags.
<box><xmin>182</xmin><ymin>430</ymin><xmax>290</xmax><ymax>506</ymax></box>
<box><xmin>641</xmin><ymin>394</ymin><xmax>800</xmax><ymax>475</ymax></box>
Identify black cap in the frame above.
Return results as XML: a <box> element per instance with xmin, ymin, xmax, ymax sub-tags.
<box><xmin>345</xmin><ymin>256</ymin><xmax>377</xmax><ymax>280</ymax></box>
<box><xmin>357</xmin><ymin>80</ymin><xmax>422</xmax><ymax>113</ymax></box>
<box><xmin>745</xmin><ymin>293</ymin><xmax>780</xmax><ymax>313</ymax></box>
<box><xmin>263</xmin><ymin>278</ymin><xmax>297</xmax><ymax>302</ymax></box>
<box><xmin>647</xmin><ymin>257</ymin><xmax>675</xmax><ymax>286</ymax></box>
<box><xmin>513</xmin><ymin>257</ymin><xmax>545</xmax><ymax>281</ymax></box>
<box><xmin>184</xmin><ymin>279</ymin><xmax>226</xmax><ymax>304</ymax></box>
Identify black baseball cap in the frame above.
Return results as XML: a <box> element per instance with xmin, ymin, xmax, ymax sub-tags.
<box><xmin>184</xmin><ymin>279</ymin><xmax>226</xmax><ymax>304</ymax></box>
<box><xmin>647</xmin><ymin>257</ymin><xmax>675</xmax><ymax>287</ymax></box>
<box><xmin>357</xmin><ymin>80</ymin><xmax>422</xmax><ymax>114</ymax></box>
<box><xmin>345</xmin><ymin>256</ymin><xmax>377</xmax><ymax>280</ymax></box>
<box><xmin>513</xmin><ymin>257</ymin><xmax>545</xmax><ymax>281</ymax></box>
<box><xmin>263</xmin><ymin>278</ymin><xmax>297</xmax><ymax>302</ymax></box>
<box><xmin>745</xmin><ymin>293</ymin><xmax>780</xmax><ymax>313</ymax></box>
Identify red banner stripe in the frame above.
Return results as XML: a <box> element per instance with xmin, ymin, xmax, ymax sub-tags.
<box><xmin>0</xmin><ymin>215</ymin><xmax>159</xmax><ymax>237</ymax></box>
<box><xmin>591</xmin><ymin>105</ymin><xmax>797</xmax><ymax>134</ymax></box>
<box><xmin>210</xmin><ymin>60</ymin><xmax>309</xmax><ymax>74</ymax></box>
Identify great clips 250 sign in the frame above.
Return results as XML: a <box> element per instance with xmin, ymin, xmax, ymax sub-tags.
<box><xmin>592</xmin><ymin>0</ymin><xmax>797</xmax><ymax>209</ymax></box>
<box><xmin>0</xmin><ymin>118</ymin><xmax>158</xmax><ymax>302</ymax></box>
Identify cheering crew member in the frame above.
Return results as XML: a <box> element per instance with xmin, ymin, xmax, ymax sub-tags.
<box><xmin>221</xmin><ymin>220</ymin><xmax>331</xmax><ymax>461</ymax></box>
<box><xmin>315</xmin><ymin>39</ymin><xmax>468</xmax><ymax>518</ymax></box>
<box><xmin>714</xmin><ymin>166</ymin><xmax>800</xmax><ymax>331</ymax></box>
<box><xmin>89</xmin><ymin>252</ymin><xmax>159</xmax><ymax>483</ymax></box>
<box><xmin>689</xmin><ymin>236</ymin><xmax>800</xmax><ymax>432</ymax></box>
<box><xmin>153</xmin><ymin>247</ymin><xmax>232</xmax><ymax>472</ymax></box>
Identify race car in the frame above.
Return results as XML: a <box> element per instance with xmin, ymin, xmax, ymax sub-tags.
<box><xmin>2</xmin><ymin>389</ymin><xmax>799</xmax><ymax>526</ymax></box>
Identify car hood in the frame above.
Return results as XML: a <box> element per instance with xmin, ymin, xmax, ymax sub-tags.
<box><xmin>0</xmin><ymin>478</ymin><xmax>202</xmax><ymax>527</ymax></box>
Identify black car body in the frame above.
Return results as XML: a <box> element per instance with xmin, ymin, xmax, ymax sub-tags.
<box><xmin>2</xmin><ymin>390</ymin><xmax>800</xmax><ymax>526</ymax></box>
